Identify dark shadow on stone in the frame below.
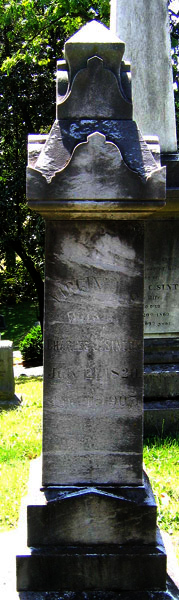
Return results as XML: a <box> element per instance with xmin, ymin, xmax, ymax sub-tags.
<box><xmin>0</xmin><ymin>394</ymin><xmax>22</xmax><ymax>412</ymax></box>
<box><xmin>18</xmin><ymin>576</ymin><xmax>179</xmax><ymax>600</ymax></box>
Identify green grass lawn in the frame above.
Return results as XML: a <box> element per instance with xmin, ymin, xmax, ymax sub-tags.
<box><xmin>0</xmin><ymin>377</ymin><xmax>42</xmax><ymax>529</ymax></box>
<box><xmin>0</xmin><ymin>377</ymin><xmax>178</xmax><ymax>564</ymax></box>
<box><xmin>0</xmin><ymin>301</ymin><xmax>39</xmax><ymax>349</ymax></box>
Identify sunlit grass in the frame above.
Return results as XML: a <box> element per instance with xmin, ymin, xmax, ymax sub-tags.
<box><xmin>0</xmin><ymin>377</ymin><xmax>42</xmax><ymax>531</ymax></box>
<box><xmin>143</xmin><ymin>435</ymin><xmax>179</xmax><ymax>561</ymax></box>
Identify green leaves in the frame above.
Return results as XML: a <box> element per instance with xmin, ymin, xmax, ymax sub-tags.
<box><xmin>0</xmin><ymin>1</ymin><xmax>110</xmax><ymax>71</ymax></box>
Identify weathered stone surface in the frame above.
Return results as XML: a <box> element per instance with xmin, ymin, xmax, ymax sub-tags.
<box><xmin>42</xmin><ymin>220</ymin><xmax>144</xmax><ymax>486</ymax></box>
<box><xmin>110</xmin><ymin>0</ymin><xmax>177</xmax><ymax>152</ymax></box>
<box><xmin>144</xmin><ymin>400</ymin><xmax>179</xmax><ymax>437</ymax></box>
<box><xmin>17</xmin><ymin>18</ymin><xmax>168</xmax><ymax>595</ymax></box>
<box><xmin>27</xmin><ymin>132</ymin><xmax>166</xmax><ymax>208</ymax></box>
<box><xmin>16</xmin><ymin>533</ymin><xmax>166</xmax><ymax>592</ymax></box>
<box><xmin>27</xmin><ymin>477</ymin><xmax>157</xmax><ymax>547</ymax></box>
<box><xmin>144</xmin><ymin>338</ymin><xmax>179</xmax><ymax>365</ymax></box>
<box><xmin>64</xmin><ymin>20</ymin><xmax>125</xmax><ymax>82</ymax></box>
<box><xmin>144</xmin><ymin>365</ymin><xmax>179</xmax><ymax>398</ymax></box>
<box><xmin>144</xmin><ymin>221</ymin><xmax>179</xmax><ymax>336</ymax></box>
<box><xmin>0</xmin><ymin>341</ymin><xmax>14</xmax><ymax>401</ymax></box>
<box><xmin>57</xmin><ymin>56</ymin><xmax>132</xmax><ymax>120</ymax></box>
<box><xmin>32</xmin><ymin>120</ymin><xmax>161</xmax><ymax>180</ymax></box>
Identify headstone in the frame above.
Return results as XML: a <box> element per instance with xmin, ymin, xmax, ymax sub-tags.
<box><xmin>110</xmin><ymin>0</ymin><xmax>177</xmax><ymax>153</ymax></box>
<box><xmin>0</xmin><ymin>341</ymin><xmax>15</xmax><ymax>402</ymax></box>
<box><xmin>17</xmin><ymin>20</ymin><xmax>167</xmax><ymax>594</ymax></box>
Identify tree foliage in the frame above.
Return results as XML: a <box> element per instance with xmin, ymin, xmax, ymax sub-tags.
<box><xmin>0</xmin><ymin>1</ymin><xmax>109</xmax><ymax>327</ymax></box>
<box><xmin>0</xmin><ymin>0</ymin><xmax>178</xmax><ymax>329</ymax></box>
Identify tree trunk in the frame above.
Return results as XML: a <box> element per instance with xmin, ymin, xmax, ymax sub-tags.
<box><xmin>11</xmin><ymin>239</ymin><xmax>44</xmax><ymax>333</ymax></box>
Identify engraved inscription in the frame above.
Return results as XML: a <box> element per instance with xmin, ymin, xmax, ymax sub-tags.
<box><xmin>67</xmin><ymin>311</ymin><xmax>100</xmax><ymax>324</ymax></box>
<box><xmin>144</xmin><ymin>280</ymin><xmax>179</xmax><ymax>332</ymax></box>
<box><xmin>47</xmin><ymin>365</ymin><xmax>139</xmax><ymax>383</ymax></box>
<box><xmin>47</xmin><ymin>337</ymin><xmax>141</xmax><ymax>353</ymax></box>
<box><xmin>45</xmin><ymin>393</ymin><xmax>138</xmax><ymax>410</ymax></box>
<box><xmin>49</xmin><ymin>275</ymin><xmax>100</xmax><ymax>301</ymax></box>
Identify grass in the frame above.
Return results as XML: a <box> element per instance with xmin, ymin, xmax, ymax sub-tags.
<box><xmin>0</xmin><ymin>301</ymin><xmax>39</xmax><ymax>349</ymax></box>
<box><xmin>0</xmin><ymin>378</ymin><xmax>178</xmax><ymax>567</ymax></box>
<box><xmin>143</xmin><ymin>435</ymin><xmax>179</xmax><ymax>561</ymax></box>
<box><xmin>0</xmin><ymin>377</ymin><xmax>42</xmax><ymax>530</ymax></box>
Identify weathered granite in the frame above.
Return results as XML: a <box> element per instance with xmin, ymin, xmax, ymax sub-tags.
<box><xmin>16</xmin><ymin>539</ymin><xmax>166</xmax><ymax>592</ymax></box>
<box><xmin>0</xmin><ymin>341</ymin><xmax>14</xmax><ymax>402</ymax></box>
<box><xmin>144</xmin><ymin>365</ymin><xmax>179</xmax><ymax>399</ymax></box>
<box><xmin>43</xmin><ymin>220</ymin><xmax>144</xmax><ymax>487</ymax></box>
<box><xmin>32</xmin><ymin>121</ymin><xmax>163</xmax><ymax>182</ymax></box>
<box><xmin>57</xmin><ymin>56</ymin><xmax>132</xmax><ymax>120</ymax></box>
<box><xmin>27</xmin><ymin>131</ymin><xmax>166</xmax><ymax>207</ymax></box>
<box><xmin>110</xmin><ymin>0</ymin><xmax>177</xmax><ymax>152</ymax></box>
<box><xmin>27</xmin><ymin>473</ymin><xmax>157</xmax><ymax>547</ymax></box>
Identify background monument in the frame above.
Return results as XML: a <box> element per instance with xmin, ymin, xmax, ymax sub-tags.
<box><xmin>110</xmin><ymin>0</ymin><xmax>177</xmax><ymax>152</ymax></box>
<box><xmin>110</xmin><ymin>0</ymin><xmax>179</xmax><ymax>434</ymax></box>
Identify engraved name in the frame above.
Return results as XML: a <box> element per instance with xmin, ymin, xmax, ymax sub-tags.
<box><xmin>147</xmin><ymin>283</ymin><xmax>178</xmax><ymax>291</ymax></box>
<box><xmin>47</xmin><ymin>338</ymin><xmax>141</xmax><ymax>353</ymax></box>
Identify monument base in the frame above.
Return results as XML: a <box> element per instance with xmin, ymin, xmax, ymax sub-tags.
<box><xmin>144</xmin><ymin>339</ymin><xmax>179</xmax><ymax>435</ymax></box>
<box><xmin>16</xmin><ymin>462</ymin><xmax>166</xmax><ymax>592</ymax></box>
<box><xmin>17</xmin><ymin>537</ymin><xmax>166</xmax><ymax>592</ymax></box>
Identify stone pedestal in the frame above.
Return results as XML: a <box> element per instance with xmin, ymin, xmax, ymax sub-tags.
<box><xmin>17</xmin><ymin>220</ymin><xmax>167</xmax><ymax>591</ymax></box>
<box><xmin>17</xmin><ymin>20</ymin><xmax>167</xmax><ymax>593</ymax></box>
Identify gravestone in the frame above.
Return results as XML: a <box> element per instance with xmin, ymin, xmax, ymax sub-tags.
<box><xmin>0</xmin><ymin>341</ymin><xmax>15</xmax><ymax>403</ymax></box>
<box><xmin>17</xmin><ymin>20</ymin><xmax>168</xmax><ymax>593</ymax></box>
<box><xmin>110</xmin><ymin>1</ymin><xmax>179</xmax><ymax>434</ymax></box>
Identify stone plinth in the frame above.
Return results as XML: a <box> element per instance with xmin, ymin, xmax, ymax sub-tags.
<box><xmin>0</xmin><ymin>341</ymin><xmax>15</xmax><ymax>402</ymax></box>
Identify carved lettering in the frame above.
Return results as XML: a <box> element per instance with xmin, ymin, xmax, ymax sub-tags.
<box><xmin>148</xmin><ymin>283</ymin><xmax>178</xmax><ymax>291</ymax></box>
<box><xmin>46</xmin><ymin>337</ymin><xmax>141</xmax><ymax>354</ymax></box>
<box><xmin>50</xmin><ymin>275</ymin><xmax>101</xmax><ymax>301</ymax></box>
<box><xmin>67</xmin><ymin>311</ymin><xmax>100</xmax><ymax>324</ymax></box>
<box><xmin>53</xmin><ymin>395</ymin><xmax>138</xmax><ymax>409</ymax></box>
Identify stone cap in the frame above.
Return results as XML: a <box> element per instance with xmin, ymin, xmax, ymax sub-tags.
<box><xmin>0</xmin><ymin>340</ymin><xmax>13</xmax><ymax>349</ymax></box>
<box><xmin>64</xmin><ymin>20</ymin><xmax>125</xmax><ymax>82</ymax></box>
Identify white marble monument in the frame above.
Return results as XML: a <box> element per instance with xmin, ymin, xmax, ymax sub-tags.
<box><xmin>110</xmin><ymin>0</ymin><xmax>177</xmax><ymax>152</ymax></box>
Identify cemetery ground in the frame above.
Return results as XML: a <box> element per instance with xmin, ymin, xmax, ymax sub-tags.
<box><xmin>0</xmin><ymin>375</ymin><xmax>178</xmax><ymax>565</ymax></box>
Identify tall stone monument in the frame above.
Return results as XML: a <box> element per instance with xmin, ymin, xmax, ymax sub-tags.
<box><xmin>17</xmin><ymin>21</ymin><xmax>168</xmax><ymax>593</ymax></box>
<box><xmin>110</xmin><ymin>1</ymin><xmax>179</xmax><ymax>433</ymax></box>
<box><xmin>110</xmin><ymin>0</ymin><xmax>177</xmax><ymax>152</ymax></box>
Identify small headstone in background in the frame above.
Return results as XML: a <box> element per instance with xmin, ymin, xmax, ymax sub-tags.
<box><xmin>0</xmin><ymin>341</ymin><xmax>15</xmax><ymax>402</ymax></box>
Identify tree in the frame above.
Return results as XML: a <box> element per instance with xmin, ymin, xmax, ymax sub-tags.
<box><xmin>0</xmin><ymin>1</ymin><xmax>110</xmax><ymax>329</ymax></box>
<box><xmin>0</xmin><ymin>1</ymin><xmax>178</xmax><ymax>331</ymax></box>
